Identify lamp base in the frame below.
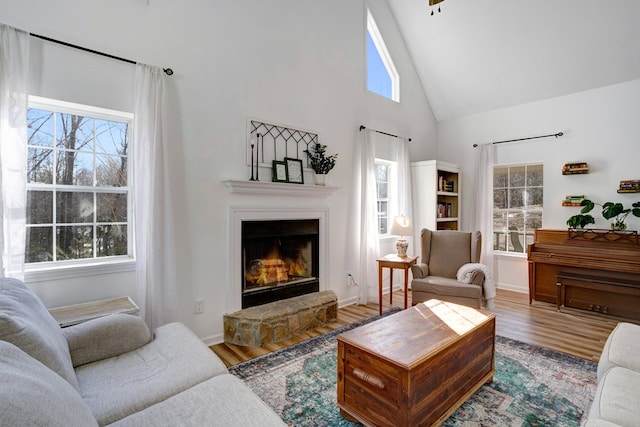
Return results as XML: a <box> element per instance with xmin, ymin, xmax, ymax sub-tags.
<box><xmin>395</xmin><ymin>238</ymin><xmax>408</xmax><ymax>258</ymax></box>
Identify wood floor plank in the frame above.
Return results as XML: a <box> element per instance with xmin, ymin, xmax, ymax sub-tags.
<box><xmin>211</xmin><ymin>288</ymin><xmax>639</xmax><ymax>366</ymax></box>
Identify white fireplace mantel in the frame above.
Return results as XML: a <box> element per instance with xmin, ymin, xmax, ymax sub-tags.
<box><xmin>222</xmin><ymin>180</ymin><xmax>339</xmax><ymax>197</ymax></box>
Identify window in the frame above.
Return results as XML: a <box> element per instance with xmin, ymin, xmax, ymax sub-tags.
<box><xmin>375</xmin><ymin>159</ymin><xmax>395</xmax><ymax>235</ymax></box>
<box><xmin>493</xmin><ymin>164</ymin><xmax>543</xmax><ymax>254</ymax></box>
<box><xmin>26</xmin><ymin>96</ymin><xmax>133</xmax><ymax>265</ymax></box>
<box><xmin>366</xmin><ymin>9</ymin><xmax>399</xmax><ymax>102</ymax></box>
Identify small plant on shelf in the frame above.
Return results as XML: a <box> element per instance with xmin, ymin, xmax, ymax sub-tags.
<box><xmin>304</xmin><ymin>143</ymin><xmax>338</xmax><ymax>175</ymax></box>
<box><xmin>577</xmin><ymin>199</ymin><xmax>640</xmax><ymax>231</ymax></box>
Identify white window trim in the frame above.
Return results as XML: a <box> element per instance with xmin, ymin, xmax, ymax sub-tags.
<box><xmin>366</xmin><ymin>9</ymin><xmax>400</xmax><ymax>103</ymax></box>
<box><xmin>25</xmin><ymin>96</ymin><xmax>135</xmax><ymax>278</ymax></box>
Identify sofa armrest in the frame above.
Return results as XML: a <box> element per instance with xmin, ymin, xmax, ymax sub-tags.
<box><xmin>62</xmin><ymin>314</ymin><xmax>151</xmax><ymax>367</ymax></box>
<box><xmin>411</xmin><ymin>263</ymin><xmax>429</xmax><ymax>278</ymax></box>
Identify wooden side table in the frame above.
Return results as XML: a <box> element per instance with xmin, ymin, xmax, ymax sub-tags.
<box><xmin>376</xmin><ymin>254</ymin><xmax>418</xmax><ymax>314</ymax></box>
<box><xmin>48</xmin><ymin>296</ymin><xmax>139</xmax><ymax>328</ymax></box>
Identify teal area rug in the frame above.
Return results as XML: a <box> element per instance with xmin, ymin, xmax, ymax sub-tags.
<box><xmin>229</xmin><ymin>309</ymin><xmax>597</xmax><ymax>426</ymax></box>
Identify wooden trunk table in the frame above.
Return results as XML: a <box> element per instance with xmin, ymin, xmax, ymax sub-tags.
<box><xmin>337</xmin><ymin>299</ymin><xmax>496</xmax><ymax>427</ymax></box>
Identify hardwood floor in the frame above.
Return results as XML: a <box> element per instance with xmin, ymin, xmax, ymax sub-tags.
<box><xmin>211</xmin><ymin>288</ymin><xmax>637</xmax><ymax>367</ymax></box>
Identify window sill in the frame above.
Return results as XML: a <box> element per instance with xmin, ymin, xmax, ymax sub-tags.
<box><xmin>494</xmin><ymin>251</ymin><xmax>527</xmax><ymax>260</ymax></box>
<box><xmin>24</xmin><ymin>259</ymin><xmax>136</xmax><ymax>283</ymax></box>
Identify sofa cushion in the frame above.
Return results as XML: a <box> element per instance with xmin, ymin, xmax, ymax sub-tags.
<box><xmin>76</xmin><ymin>321</ymin><xmax>229</xmax><ymax>425</ymax></box>
<box><xmin>588</xmin><ymin>366</ymin><xmax>640</xmax><ymax>426</ymax></box>
<box><xmin>108</xmin><ymin>374</ymin><xmax>285</xmax><ymax>426</ymax></box>
<box><xmin>0</xmin><ymin>277</ymin><xmax>79</xmax><ymax>390</ymax></box>
<box><xmin>0</xmin><ymin>340</ymin><xmax>98</xmax><ymax>427</ymax></box>
<box><xmin>63</xmin><ymin>313</ymin><xmax>152</xmax><ymax>367</ymax></box>
<box><xmin>597</xmin><ymin>322</ymin><xmax>640</xmax><ymax>380</ymax></box>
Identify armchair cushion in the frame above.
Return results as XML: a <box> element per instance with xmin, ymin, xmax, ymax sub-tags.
<box><xmin>427</xmin><ymin>231</ymin><xmax>475</xmax><ymax>278</ymax></box>
<box><xmin>63</xmin><ymin>314</ymin><xmax>152</xmax><ymax>367</ymax></box>
<box><xmin>0</xmin><ymin>278</ymin><xmax>79</xmax><ymax>390</ymax></box>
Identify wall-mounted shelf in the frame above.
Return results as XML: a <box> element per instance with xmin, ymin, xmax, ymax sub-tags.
<box><xmin>222</xmin><ymin>180</ymin><xmax>339</xmax><ymax>197</ymax></box>
<box><xmin>562</xmin><ymin>162</ymin><xmax>589</xmax><ymax>175</ymax></box>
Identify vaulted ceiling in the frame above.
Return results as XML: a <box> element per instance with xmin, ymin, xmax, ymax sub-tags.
<box><xmin>388</xmin><ymin>0</ymin><xmax>640</xmax><ymax>122</ymax></box>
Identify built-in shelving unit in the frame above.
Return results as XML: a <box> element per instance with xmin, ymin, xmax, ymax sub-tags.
<box><xmin>411</xmin><ymin>160</ymin><xmax>460</xmax><ymax>232</ymax></box>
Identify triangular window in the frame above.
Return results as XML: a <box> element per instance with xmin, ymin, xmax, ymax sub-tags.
<box><xmin>366</xmin><ymin>9</ymin><xmax>399</xmax><ymax>102</ymax></box>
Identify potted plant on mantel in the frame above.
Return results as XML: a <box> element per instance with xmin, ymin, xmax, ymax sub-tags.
<box><xmin>304</xmin><ymin>143</ymin><xmax>338</xmax><ymax>186</ymax></box>
<box><xmin>567</xmin><ymin>199</ymin><xmax>640</xmax><ymax>231</ymax></box>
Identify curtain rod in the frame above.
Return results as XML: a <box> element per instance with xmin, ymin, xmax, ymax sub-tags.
<box><xmin>359</xmin><ymin>125</ymin><xmax>411</xmax><ymax>142</ymax></box>
<box><xmin>31</xmin><ymin>33</ymin><xmax>174</xmax><ymax>76</ymax></box>
<box><xmin>472</xmin><ymin>131</ymin><xmax>563</xmax><ymax>148</ymax></box>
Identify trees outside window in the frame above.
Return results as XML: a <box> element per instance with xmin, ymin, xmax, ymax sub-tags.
<box><xmin>26</xmin><ymin>97</ymin><xmax>132</xmax><ymax>264</ymax></box>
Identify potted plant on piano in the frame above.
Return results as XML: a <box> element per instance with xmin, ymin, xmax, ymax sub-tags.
<box><xmin>579</xmin><ymin>199</ymin><xmax>640</xmax><ymax>231</ymax></box>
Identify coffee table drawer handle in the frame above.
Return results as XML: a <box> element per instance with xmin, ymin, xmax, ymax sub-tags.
<box><xmin>352</xmin><ymin>368</ymin><xmax>385</xmax><ymax>390</ymax></box>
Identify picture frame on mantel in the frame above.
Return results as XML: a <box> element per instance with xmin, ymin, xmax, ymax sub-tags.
<box><xmin>284</xmin><ymin>158</ymin><xmax>304</xmax><ymax>184</ymax></box>
<box><xmin>272</xmin><ymin>160</ymin><xmax>288</xmax><ymax>183</ymax></box>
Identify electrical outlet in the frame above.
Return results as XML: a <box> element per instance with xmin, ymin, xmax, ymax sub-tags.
<box><xmin>194</xmin><ymin>298</ymin><xmax>204</xmax><ymax>314</ymax></box>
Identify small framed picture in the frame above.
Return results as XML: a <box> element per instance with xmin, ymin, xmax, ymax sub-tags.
<box><xmin>272</xmin><ymin>160</ymin><xmax>288</xmax><ymax>183</ymax></box>
<box><xmin>284</xmin><ymin>157</ymin><xmax>304</xmax><ymax>184</ymax></box>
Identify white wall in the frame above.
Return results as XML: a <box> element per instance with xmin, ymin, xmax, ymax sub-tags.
<box><xmin>0</xmin><ymin>0</ymin><xmax>437</xmax><ymax>342</ymax></box>
<box><xmin>436</xmin><ymin>79</ymin><xmax>640</xmax><ymax>292</ymax></box>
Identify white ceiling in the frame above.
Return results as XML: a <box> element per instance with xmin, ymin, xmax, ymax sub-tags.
<box><xmin>388</xmin><ymin>0</ymin><xmax>640</xmax><ymax>122</ymax></box>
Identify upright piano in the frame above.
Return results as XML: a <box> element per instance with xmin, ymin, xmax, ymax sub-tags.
<box><xmin>527</xmin><ymin>229</ymin><xmax>640</xmax><ymax>321</ymax></box>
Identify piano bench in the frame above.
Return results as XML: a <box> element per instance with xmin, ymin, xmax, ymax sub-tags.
<box><xmin>556</xmin><ymin>272</ymin><xmax>640</xmax><ymax>320</ymax></box>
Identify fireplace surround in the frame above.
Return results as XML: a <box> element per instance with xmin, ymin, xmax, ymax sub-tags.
<box><xmin>228</xmin><ymin>207</ymin><xmax>329</xmax><ymax>313</ymax></box>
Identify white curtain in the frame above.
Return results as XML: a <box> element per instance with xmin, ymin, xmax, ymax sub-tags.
<box><xmin>0</xmin><ymin>24</ymin><xmax>29</xmax><ymax>279</ymax></box>
<box><xmin>349</xmin><ymin>129</ymin><xmax>380</xmax><ymax>305</ymax></box>
<box><xmin>133</xmin><ymin>64</ymin><xmax>177</xmax><ymax>329</ymax></box>
<box><xmin>396</xmin><ymin>137</ymin><xmax>413</xmax><ymax>249</ymax></box>
<box><xmin>472</xmin><ymin>143</ymin><xmax>495</xmax><ymax>270</ymax></box>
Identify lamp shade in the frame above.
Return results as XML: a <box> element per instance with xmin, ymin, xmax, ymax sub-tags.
<box><xmin>390</xmin><ymin>215</ymin><xmax>413</xmax><ymax>237</ymax></box>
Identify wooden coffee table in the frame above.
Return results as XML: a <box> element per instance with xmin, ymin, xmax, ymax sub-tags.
<box><xmin>337</xmin><ymin>299</ymin><xmax>496</xmax><ymax>427</ymax></box>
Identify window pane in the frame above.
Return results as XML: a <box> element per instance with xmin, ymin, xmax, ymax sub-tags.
<box><xmin>96</xmin><ymin>154</ymin><xmax>127</xmax><ymax>187</ymax></box>
<box><xmin>97</xmin><ymin>225</ymin><xmax>127</xmax><ymax>257</ymax></box>
<box><xmin>25</xmin><ymin>226</ymin><xmax>53</xmax><ymax>263</ymax></box>
<box><xmin>509</xmin><ymin>166</ymin><xmax>526</xmax><ymax>187</ymax></box>
<box><xmin>527</xmin><ymin>188</ymin><xmax>543</xmax><ymax>207</ymax></box>
<box><xmin>376</xmin><ymin>164</ymin><xmax>388</xmax><ymax>181</ymax></box>
<box><xmin>56</xmin><ymin>114</ymin><xmax>94</xmax><ymax>151</ymax></box>
<box><xmin>494</xmin><ymin>167</ymin><xmax>508</xmax><ymax>188</ymax></box>
<box><xmin>95</xmin><ymin>120</ymin><xmax>128</xmax><ymax>156</ymax></box>
<box><xmin>509</xmin><ymin>188</ymin><xmax>525</xmax><ymax>208</ymax></box>
<box><xmin>27</xmin><ymin>190</ymin><xmax>53</xmax><ymax>224</ymax></box>
<box><xmin>525</xmin><ymin>211</ymin><xmax>542</xmax><ymax>230</ymax></box>
<box><xmin>493</xmin><ymin>211</ymin><xmax>508</xmax><ymax>251</ymax></box>
<box><xmin>494</xmin><ymin>189</ymin><xmax>507</xmax><ymax>209</ymax></box>
<box><xmin>56</xmin><ymin>226</ymin><xmax>94</xmax><ymax>260</ymax></box>
<box><xmin>527</xmin><ymin>164</ymin><xmax>543</xmax><ymax>186</ymax></box>
<box><xmin>367</xmin><ymin>32</ymin><xmax>392</xmax><ymax>99</ymax></box>
<box><xmin>97</xmin><ymin>193</ymin><xmax>127</xmax><ymax>222</ymax></box>
<box><xmin>56</xmin><ymin>191</ymin><xmax>94</xmax><ymax>223</ymax></box>
<box><xmin>27</xmin><ymin>109</ymin><xmax>54</xmax><ymax>147</ymax></box>
<box><xmin>27</xmin><ymin>147</ymin><xmax>54</xmax><ymax>184</ymax></box>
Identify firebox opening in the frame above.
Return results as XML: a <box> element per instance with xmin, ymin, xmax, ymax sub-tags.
<box><xmin>242</xmin><ymin>219</ymin><xmax>319</xmax><ymax>308</ymax></box>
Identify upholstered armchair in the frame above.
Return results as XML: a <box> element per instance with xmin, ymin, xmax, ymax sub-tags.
<box><xmin>410</xmin><ymin>229</ymin><xmax>495</xmax><ymax>309</ymax></box>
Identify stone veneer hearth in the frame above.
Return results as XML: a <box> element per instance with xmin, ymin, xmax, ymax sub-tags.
<box><xmin>223</xmin><ymin>290</ymin><xmax>338</xmax><ymax>347</ymax></box>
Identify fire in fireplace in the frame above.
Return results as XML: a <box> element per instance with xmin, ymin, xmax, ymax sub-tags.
<box><xmin>241</xmin><ymin>219</ymin><xmax>319</xmax><ymax>308</ymax></box>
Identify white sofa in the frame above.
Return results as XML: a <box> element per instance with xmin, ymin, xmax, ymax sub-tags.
<box><xmin>584</xmin><ymin>322</ymin><xmax>640</xmax><ymax>427</ymax></box>
<box><xmin>0</xmin><ymin>278</ymin><xmax>285</xmax><ymax>426</ymax></box>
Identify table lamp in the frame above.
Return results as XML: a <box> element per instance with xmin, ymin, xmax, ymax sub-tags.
<box><xmin>390</xmin><ymin>215</ymin><xmax>413</xmax><ymax>258</ymax></box>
